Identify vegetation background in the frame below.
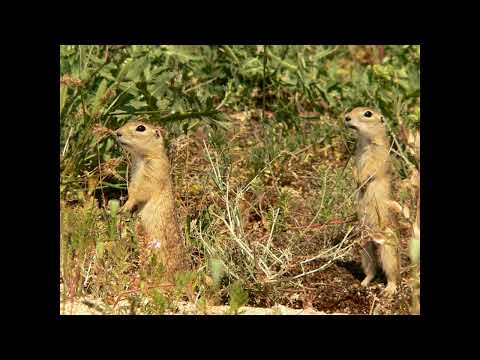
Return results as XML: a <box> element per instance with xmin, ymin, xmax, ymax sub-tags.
<box><xmin>60</xmin><ymin>45</ymin><xmax>420</xmax><ymax>315</ymax></box>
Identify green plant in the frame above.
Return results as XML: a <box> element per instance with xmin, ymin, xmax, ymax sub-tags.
<box><xmin>226</xmin><ymin>280</ymin><xmax>249</xmax><ymax>315</ymax></box>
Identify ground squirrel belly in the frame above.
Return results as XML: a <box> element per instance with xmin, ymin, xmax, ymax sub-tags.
<box><xmin>345</xmin><ymin>107</ymin><xmax>400</xmax><ymax>296</ymax></box>
<box><xmin>115</xmin><ymin>120</ymin><xmax>187</xmax><ymax>283</ymax></box>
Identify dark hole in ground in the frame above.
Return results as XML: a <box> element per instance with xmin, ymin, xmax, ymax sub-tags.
<box><xmin>335</xmin><ymin>260</ymin><xmax>364</xmax><ymax>281</ymax></box>
<box><xmin>336</xmin><ymin>260</ymin><xmax>387</xmax><ymax>285</ymax></box>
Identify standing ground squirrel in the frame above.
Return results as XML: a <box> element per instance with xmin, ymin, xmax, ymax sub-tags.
<box><xmin>115</xmin><ymin>120</ymin><xmax>187</xmax><ymax>283</ymax></box>
<box><xmin>345</xmin><ymin>107</ymin><xmax>400</xmax><ymax>296</ymax></box>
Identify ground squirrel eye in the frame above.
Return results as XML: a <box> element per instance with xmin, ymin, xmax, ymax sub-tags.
<box><xmin>136</xmin><ymin>125</ymin><xmax>146</xmax><ymax>132</ymax></box>
<box><xmin>363</xmin><ymin>111</ymin><xmax>373</xmax><ymax>118</ymax></box>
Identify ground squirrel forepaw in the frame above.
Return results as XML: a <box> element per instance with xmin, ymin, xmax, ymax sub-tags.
<box><xmin>361</xmin><ymin>277</ymin><xmax>372</xmax><ymax>287</ymax></box>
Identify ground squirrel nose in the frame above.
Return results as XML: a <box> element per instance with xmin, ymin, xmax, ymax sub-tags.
<box><xmin>345</xmin><ymin>116</ymin><xmax>351</xmax><ymax>122</ymax></box>
<box><xmin>116</xmin><ymin>131</ymin><xmax>122</xmax><ymax>137</ymax></box>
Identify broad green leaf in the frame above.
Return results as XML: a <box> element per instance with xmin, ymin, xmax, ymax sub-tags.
<box><xmin>125</xmin><ymin>58</ymin><xmax>147</xmax><ymax>81</ymax></box>
<box><xmin>129</xmin><ymin>99</ymin><xmax>148</xmax><ymax>110</ymax></box>
<box><xmin>116</xmin><ymin>58</ymin><xmax>133</xmax><ymax>82</ymax></box>
<box><xmin>210</xmin><ymin>258</ymin><xmax>224</xmax><ymax>288</ymax></box>
<box><xmin>99</xmin><ymin>63</ymin><xmax>117</xmax><ymax>81</ymax></box>
<box><xmin>227</xmin><ymin>280</ymin><xmax>248</xmax><ymax>315</ymax></box>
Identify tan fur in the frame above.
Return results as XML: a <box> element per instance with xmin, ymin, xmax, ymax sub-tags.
<box><xmin>345</xmin><ymin>107</ymin><xmax>400</xmax><ymax>296</ymax></box>
<box><xmin>115</xmin><ymin>120</ymin><xmax>187</xmax><ymax>283</ymax></box>
<box><xmin>409</xmin><ymin>170</ymin><xmax>420</xmax><ymax>314</ymax></box>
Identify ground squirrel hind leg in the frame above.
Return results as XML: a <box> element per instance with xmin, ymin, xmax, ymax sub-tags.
<box><xmin>360</xmin><ymin>242</ymin><xmax>378</xmax><ymax>287</ymax></box>
<box><xmin>379</xmin><ymin>242</ymin><xmax>400</xmax><ymax>296</ymax></box>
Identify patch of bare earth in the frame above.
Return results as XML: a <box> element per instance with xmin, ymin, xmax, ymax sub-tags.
<box><xmin>60</xmin><ymin>284</ymin><xmax>347</xmax><ymax>315</ymax></box>
<box><xmin>59</xmin><ymin>298</ymin><xmax>346</xmax><ymax>315</ymax></box>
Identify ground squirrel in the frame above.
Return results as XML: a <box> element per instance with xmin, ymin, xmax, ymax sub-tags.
<box><xmin>345</xmin><ymin>107</ymin><xmax>400</xmax><ymax>296</ymax></box>
<box><xmin>115</xmin><ymin>120</ymin><xmax>187</xmax><ymax>283</ymax></box>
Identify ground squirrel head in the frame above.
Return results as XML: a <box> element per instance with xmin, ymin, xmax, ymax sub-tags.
<box><xmin>115</xmin><ymin>120</ymin><xmax>166</xmax><ymax>157</ymax></box>
<box><xmin>344</xmin><ymin>107</ymin><xmax>386</xmax><ymax>141</ymax></box>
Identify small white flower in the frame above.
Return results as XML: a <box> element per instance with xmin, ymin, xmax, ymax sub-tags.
<box><xmin>150</xmin><ymin>239</ymin><xmax>161</xmax><ymax>249</ymax></box>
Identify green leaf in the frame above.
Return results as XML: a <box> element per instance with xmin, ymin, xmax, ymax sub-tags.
<box><xmin>92</xmin><ymin>79</ymin><xmax>108</xmax><ymax>115</ymax></box>
<box><xmin>143</xmin><ymin>64</ymin><xmax>151</xmax><ymax>81</ymax></box>
<box><xmin>174</xmin><ymin>271</ymin><xmax>195</xmax><ymax>291</ymax></box>
<box><xmin>210</xmin><ymin>258</ymin><xmax>224</xmax><ymax>289</ymax></box>
<box><xmin>105</xmin><ymin>137</ymin><xmax>114</xmax><ymax>152</ymax></box>
<box><xmin>152</xmin><ymin>289</ymin><xmax>168</xmax><ymax>314</ymax></box>
<box><xmin>117</xmin><ymin>81</ymin><xmax>139</xmax><ymax>96</ymax></box>
<box><xmin>108</xmin><ymin>199</ymin><xmax>120</xmax><ymax>216</ymax></box>
<box><xmin>136</xmin><ymin>81</ymin><xmax>158</xmax><ymax>110</ymax></box>
<box><xmin>406</xmin><ymin>88</ymin><xmax>420</xmax><ymax>99</ymax></box>
<box><xmin>155</xmin><ymin>98</ymin><xmax>170</xmax><ymax>111</ymax></box>
<box><xmin>129</xmin><ymin>99</ymin><xmax>148</xmax><ymax>110</ymax></box>
<box><xmin>125</xmin><ymin>58</ymin><xmax>147</xmax><ymax>81</ymax></box>
<box><xmin>116</xmin><ymin>58</ymin><xmax>133</xmax><ymax>82</ymax></box>
<box><xmin>227</xmin><ymin>280</ymin><xmax>248</xmax><ymax>315</ymax></box>
<box><xmin>314</xmin><ymin>45</ymin><xmax>338</xmax><ymax>61</ymax></box>
<box><xmin>96</xmin><ymin>241</ymin><xmax>105</xmax><ymax>259</ymax></box>
<box><xmin>205</xmin><ymin>96</ymin><xmax>214</xmax><ymax>109</ymax></box>
<box><xmin>99</xmin><ymin>63</ymin><xmax>117</xmax><ymax>81</ymax></box>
